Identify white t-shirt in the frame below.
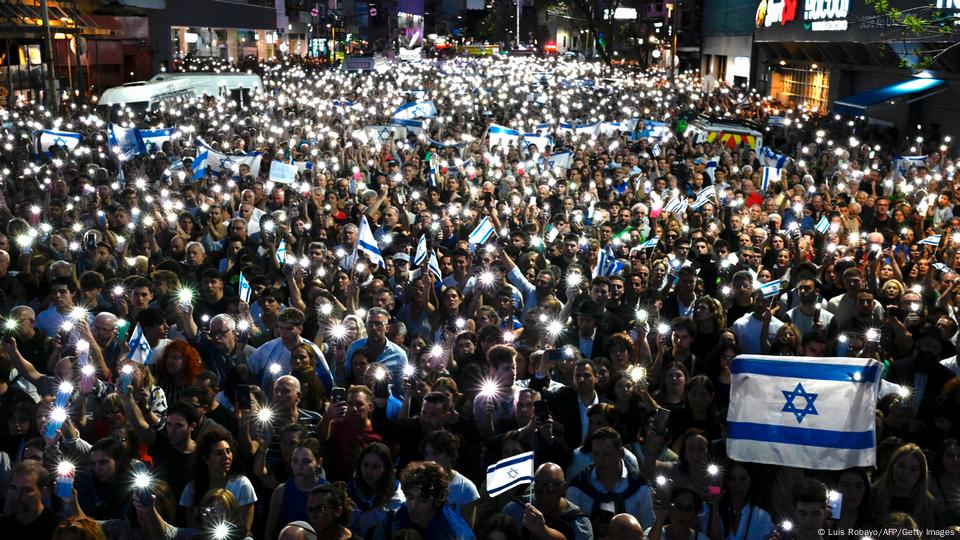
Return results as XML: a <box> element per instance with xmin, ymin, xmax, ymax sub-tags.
<box><xmin>446</xmin><ymin>470</ymin><xmax>480</xmax><ymax>513</ymax></box>
<box><xmin>179</xmin><ymin>474</ymin><xmax>258</xmax><ymax>507</ymax></box>
<box><xmin>731</xmin><ymin>313</ymin><xmax>784</xmax><ymax>355</ymax></box>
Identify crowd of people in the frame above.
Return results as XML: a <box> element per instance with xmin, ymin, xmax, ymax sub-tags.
<box><xmin>0</xmin><ymin>53</ymin><xmax>957</xmax><ymax>540</ymax></box>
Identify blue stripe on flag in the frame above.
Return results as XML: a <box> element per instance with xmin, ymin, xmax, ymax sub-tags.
<box><xmin>487</xmin><ymin>475</ymin><xmax>535</xmax><ymax>496</ymax></box>
<box><xmin>730</xmin><ymin>357</ymin><xmax>880</xmax><ymax>382</ymax></box>
<box><xmin>727</xmin><ymin>421</ymin><xmax>874</xmax><ymax>449</ymax></box>
<box><xmin>486</xmin><ymin>451</ymin><xmax>534</xmax><ymax>472</ymax></box>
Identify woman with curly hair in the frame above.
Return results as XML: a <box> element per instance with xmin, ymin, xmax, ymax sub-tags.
<box><xmin>871</xmin><ymin>443</ymin><xmax>945</xmax><ymax>528</ymax></box>
<box><xmin>369</xmin><ymin>461</ymin><xmax>475</xmax><ymax>540</ymax></box>
<box><xmin>347</xmin><ymin>442</ymin><xmax>404</xmax><ymax>537</ymax></box>
<box><xmin>180</xmin><ymin>428</ymin><xmax>258</xmax><ymax>533</ymax></box>
<box><xmin>305</xmin><ymin>482</ymin><xmax>355</xmax><ymax>540</ymax></box>
<box><xmin>155</xmin><ymin>340</ymin><xmax>203</xmax><ymax>405</ymax></box>
<box><xmin>53</xmin><ymin>516</ymin><xmax>106</xmax><ymax>540</ymax></box>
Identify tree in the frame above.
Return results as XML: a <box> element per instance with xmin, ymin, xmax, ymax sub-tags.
<box><xmin>861</xmin><ymin>0</ymin><xmax>960</xmax><ymax>70</ymax></box>
<box><xmin>553</xmin><ymin>0</ymin><xmax>623</xmax><ymax>65</ymax></box>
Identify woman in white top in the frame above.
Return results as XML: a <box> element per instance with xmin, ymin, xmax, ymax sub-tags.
<box><xmin>647</xmin><ymin>486</ymin><xmax>710</xmax><ymax>540</ymax></box>
<box><xmin>179</xmin><ymin>428</ymin><xmax>258</xmax><ymax>534</ymax></box>
<box><xmin>702</xmin><ymin>461</ymin><xmax>774</xmax><ymax>540</ymax></box>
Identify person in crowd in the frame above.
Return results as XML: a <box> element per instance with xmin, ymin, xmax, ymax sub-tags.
<box><xmin>501</xmin><ymin>462</ymin><xmax>593</xmax><ymax>540</ymax></box>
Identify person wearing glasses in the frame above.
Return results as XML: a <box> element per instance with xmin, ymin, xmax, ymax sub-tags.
<box><xmin>343</xmin><ymin>307</ymin><xmax>409</xmax><ymax>396</ymax></box>
<box><xmin>502</xmin><ymin>462</ymin><xmax>593</xmax><ymax>540</ymax></box>
<box><xmin>647</xmin><ymin>486</ymin><xmax>709</xmax><ymax>540</ymax></box>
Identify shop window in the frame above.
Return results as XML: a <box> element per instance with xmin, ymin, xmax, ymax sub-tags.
<box><xmin>775</xmin><ymin>65</ymin><xmax>830</xmax><ymax>111</ymax></box>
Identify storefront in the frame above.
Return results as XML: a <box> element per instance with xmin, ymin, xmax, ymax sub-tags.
<box><xmin>701</xmin><ymin>0</ymin><xmax>756</xmax><ymax>88</ymax></box>
<box><xmin>753</xmin><ymin>0</ymin><xmax>960</xmax><ymax>132</ymax></box>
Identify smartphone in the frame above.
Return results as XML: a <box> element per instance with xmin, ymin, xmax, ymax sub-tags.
<box><xmin>236</xmin><ymin>385</ymin><xmax>253</xmax><ymax>410</ymax></box>
<box><xmin>534</xmin><ymin>400</ymin><xmax>549</xmax><ymax>422</ymax></box>
<box><xmin>374</xmin><ymin>380</ymin><xmax>389</xmax><ymax>399</ymax></box>
<box><xmin>546</xmin><ymin>348</ymin><xmax>564</xmax><ymax>363</ymax></box>
<box><xmin>828</xmin><ymin>490</ymin><xmax>843</xmax><ymax>520</ymax></box>
<box><xmin>131</xmin><ymin>461</ymin><xmax>151</xmax><ymax>503</ymax></box>
<box><xmin>708</xmin><ymin>485</ymin><xmax>722</xmax><ymax>496</ymax></box>
<box><xmin>118</xmin><ymin>370</ymin><xmax>133</xmax><ymax>396</ymax></box>
<box><xmin>332</xmin><ymin>386</ymin><xmax>347</xmax><ymax>403</ymax></box>
<box><xmin>653</xmin><ymin>407</ymin><xmax>671</xmax><ymax>434</ymax></box>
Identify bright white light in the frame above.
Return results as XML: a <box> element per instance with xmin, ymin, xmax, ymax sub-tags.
<box><xmin>627</xmin><ymin>365</ymin><xmax>645</xmax><ymax>383</ymax></box>
<box><xmin>402</xmin><ymin>363</ymin><xmax>416</xmax><ymax>377</ymax></box>
<box><xmin>81</xmin><ymin>364</ymin><xmax>95</xmax><ymax>377</ymax></box>
<box><xmin>707</xmin><ymin>464</ymin><xmax>720</xmax><ymax>476</ymax></box>
<box><xmin>478</xmin><ymin>271</ymin><xmax>496</xmax><ymax>287</ymax></box>
<box><xmin>566</xmin><ymin>272</ymin><xmax>583</xmax><ymax>288</ymax></box>
<box><xmin>634</xmin><ymin>308</ymin><xmax>648</xmax><ymax>324</ymax></box>
<box><xmin>781</xmin><ymin>520</ymin><xmax>793</xmax><ymax>532</ymax></box>
<box><xmin>430</xmin><ymin>344</ymin><xmax>444</xmax><ymax>358</ymax></box>
<box><xmin>268</xmin><ymin>363</ymin><xmax>282</xmax><ymax>375</ymax></box>
<box><xmin>329</xmin><ymin>322</ymin><xmax>348</xmax><ymax>341</ymax></box>
<box><xmin>58</xmin><ymin>381</ymin><xmax>74</xmax><ymax>394</ymax></box>
<box><xmin>57</xmin><ymin>461</ymin><xmax>76</xmax><ymax>477</ymax></box>
<box><xmin>49</xmin><ymin>406</ymin><xmax>68</xmax><ymax>423</ymax></box>
<box><xmin>546</xmin><ymin>319</ymin><xmax>565</xmax><ymax>337</ymax></box>
<box><xmin>373</xmin><ymin>366</ymin><xmax>387</xmax><ymax>381</ymax></box>
<box><xmin>257</xmin><ymin>407</ymin><xmax>274</xmax><ymax>424</ymax></box>
<box><xmin>479</xmin><ymin>379</ymin><xmax>499</xmax><ymax>398</ymax></box>
<box><xmin>657</xmin><ymin>322</ymin><xmax>671</xmax><ymax>335</ymax></box>
<box><xmin>176</xmin><ymin>288</ymin><xmax>194</xmax><ymax>305</ymax></box>
<box><xmin>865</xmin><ymin>328</ymin><xmax>880</xmax><ymax>342</ymax></box>
<box><xmin>655</xmin><ymin>475</ymin><xmax>668</xmax><ymax>487</ymax></box>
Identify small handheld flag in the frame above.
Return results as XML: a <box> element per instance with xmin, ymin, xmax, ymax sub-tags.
<box><xmin>486</xmin><ymin>451</ymin><xmax>534</xmax><ymax>497</ymax></box>
<box><xmin>358</xmin><ymin>216</ymin><xmax>385</xmax><ymax>268</ymax></box>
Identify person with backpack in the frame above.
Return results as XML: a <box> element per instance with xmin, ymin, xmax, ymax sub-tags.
<box><xmin>502</xmin><ymin>462</ymin><xmax>593</xmax><ymax>539</ymax></box>
<box><xmin>565</xmin><ymin>428</ymin><xmax>655</xmax><ymax>536</ymax></box>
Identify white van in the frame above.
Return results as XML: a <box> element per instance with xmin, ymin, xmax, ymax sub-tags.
<box><xmin>148</xmin><ymin>72</ymin><xmax>264</xmax><ymax>96</ymax></box>
<box><xmin>96</xmin><ymin>78</ymin><xmax>197</xmax><ymax>116</ymax></box>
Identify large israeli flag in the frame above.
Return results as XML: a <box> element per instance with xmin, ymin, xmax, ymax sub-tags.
<box><xmin>574</xmin><ymin>121</ymin><xmax>601</xmax><ymax>138</ymax></box>
<box><xmin>545</xmin><ymin>151</ymin><xmax>573</xmax><ymax>170</ymax></box>
<box><xmin>893</xmin><ymin>155</ymin><xmax>927</xmax><ymax>175</ymax></box>
<box><xmin>196</xmin><ymin>139</ymin><xmax>262</xmax><ymax>176</ymax></box>
<box><xmin>726</xmin><ymin>355</ymin><xmax>881</xmax><ymax>469</ymax></box>
<box><xmin>486</xmin><ymin>451</ymin><xmax>534</xmax><ymax>497</ymax></box>
<box><xmin>36</xmin><ymin>129</ymin><xmax>81</xmax><ymax>156</ymax></box>
<box><xmin>634</xmin><ymin>120</ymin><xmax>671</xmax><ymax>143</ymax></box>
<box><xmin>487</xmin><ymin>124</ymin><xmax>522</xmax><ymax>149</ymax></box>
<box><xmin>352</xmin><ymin>125</ymin><xmax>407</xmax><ymax>144</ymax></box>
<box><xmin>392</xmin><ymin>100</ymin><xmax>438</xmax><ymax>120</ymax></box>
<box><xmin>391</xmin><ymin>118</ymin><xmax>426</xmax><ymax>137</ymax></box>
<box><xmin>358</xmin><ymin>216</ymin><xmax>385</xmax><ymax>268</ymax></box>
<box><xmin>139</xmin><ymin>127</ymin><xmax>177</xmax><ymax>153</ymax></box>
<box><xmin>523</xmin><ymin>133</ymin><xmax>552</xmax><ymax>151</ymax></box>
<box><xmin>108</xmin><ymin>124</ymin><xmax>146</xmax><ymax>160</ymax></box>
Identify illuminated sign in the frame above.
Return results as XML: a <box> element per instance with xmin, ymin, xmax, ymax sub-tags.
<box><xmin>756</xmin><ymin>0</ymin><xmax>799</xmax><ymax>28</ymax></box>
<box><xmin>803</xmin><ymin>0</ymin><xmax>849</xmax><ymax>31</ymax></box>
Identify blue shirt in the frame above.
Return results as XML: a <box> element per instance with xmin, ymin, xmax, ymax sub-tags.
<box><xmin>344</xmin><ymin>338</ymin><xmax>409</xmax><ymax>396</ymax></box>
<box><xmin>247</xmin><ymin>337</ymin><xmax>333</xmax><ymax>392</ymax></box>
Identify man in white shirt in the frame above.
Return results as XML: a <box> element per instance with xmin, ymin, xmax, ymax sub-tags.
<box><xmin>732</xmin><ymin>291</ymin><xmax>784</xmax><ymax>355</ymax></box>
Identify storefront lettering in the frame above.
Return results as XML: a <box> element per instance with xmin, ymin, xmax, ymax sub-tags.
<box><xmin>804</xmin><ymin>0</ymin><xmax>849</xmax><ymax>21</ymax></box>
<box><xmin>936</xmin><ymin>0</ymin><xmax>960</xmax><ymax>9</ymax></box>
<box><xmin>756</xmin><ymin>0</ymin><xmax>799</xmax><ymax>28</ymax></box>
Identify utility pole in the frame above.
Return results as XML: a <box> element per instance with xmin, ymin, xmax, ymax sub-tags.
<box><xmin>671</xmin><ymin>0</ymin><xmax>680</xmax><ymax>82</ymax></box>
<box><xmin>516</xmin><ymin>0</ymin><xmax>521</xmax><ymax>49</ymax></box>
<box><xmin>40</xmin><ymin>0</ymin><xmax>59</xmax><ymax>110</ymax></box>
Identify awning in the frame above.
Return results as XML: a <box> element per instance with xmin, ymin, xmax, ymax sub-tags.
<box><xmin>0</xmin><ymin>0</ymin><xmax>110</xmax><ymax>37</ymax></box>
<box><xmin>834</xmin><ymin>78</ymin><xmax>947</xmax><ymax>116</ymax></box>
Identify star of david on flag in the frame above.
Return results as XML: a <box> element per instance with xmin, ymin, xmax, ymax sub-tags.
<box><xmin>726</xmin><ymin>355</ymin><xmax>881</xmax><ymax>470</ymax></box>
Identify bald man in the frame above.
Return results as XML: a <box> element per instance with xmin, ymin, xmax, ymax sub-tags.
<box><xmin>609</xmin><ymin>513</ymin><xmax>644</xmax><ymax>540</ymax></box>
<box><xmin>502</xmin><ymin>462</ymin><xmax>593</xmax><ymax>540</ymax></box>
<box><xmin>278</xmin><ymin>521</ymin><xmax>316</xmax><ymax>540</ymax></box>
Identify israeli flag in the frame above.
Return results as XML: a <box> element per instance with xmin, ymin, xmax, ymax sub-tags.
<box><xmin>575</xmin><ymin>121</ymin><xmax>601</xmax><ymax>138</ymax></box>
<box><xmin>238</xmin><ymin>272</ymin><xmax>252</xmax><ymax>304</ymax></box>
<box><xmin>761</xmin><ymin>167</ymin><xmax>781</xmax><ymax>191</ymax></box>
<box><xmin>893</xmin><ymin>155</ymin><xmax>927</xmax><ymax>175</ymax></box>
<box><xmin>413</xmin><ymin>234</ymin><xmax>428</xmax><ymax>266</ymax></box>
<box><xmin>127</xmin><ymin>323</ymin><xmax>153</xmax><ymax>365</ymax></box>
<box><xmin>358</xmin><ymin>216</ymin><xmax>385</xmax><ymax>268</ymax></box>
<box><xmin>815</xmin><ymin>216</ymin><xmax>830</xmax><ymax>235</ymax></box>
<box><xmin>726</xmin><ymin>355</ymin><xmax>881</xmax><ymax>469</ymax></box>
<box><xmin>919</xmin><ymin>234</ymin><xmax>942</xmax><ymax>246</ymax></box>
<box><xmin>486</xmin><ymin>451</ymin><xmax>534</xmax><ymax>497</ymax></box>
<box><xmin>635</xmin><ymin>120</ymin><xmax>671</xmax><ymax>143</ymax></box>
<box><xmin>391</xmin><ymin>118</ymin><xmax>426</xmax><ymax>137</ymax></box>
<box><xmin>427</xmin><ymin>250</ymin><xmax>443</xmax><ymax>280</ymax></box>
<box><xmin>138</xmin><ymin>127</ymin><xmax>177</xmax><ymax>153</ymax></box>
<box><xmin>593</xmin><ymin>245</ymin><xmax>624</xmax><ymax>278</ymax></box>
<box><xmin>758</xmin><ymin>279</ymin><xmax>782</xmax><ymax>299</ymax></box>
<box><xmin>36</xmin><ymin>129</ymin><xmax>81</xmax><ymax>156</ymax></box>
<box><xmin>196</xmin><ymin>139</ymin><xmax>262</xmax><ymax>176</ymax></box>
<box><xmin>427</xmin><ymin>138</ymin><xmax>465</xmax><ymax>149</ymax></box>
<box><xmin>108</xmin><ymin>124</ymin><xmax>146</xmax><ymax>161</ymax></box>
<box><xmin>469</xmin><ymin>217</ymin><xmax>496</xmax><ymax>246</ymax></box>
<box><xmin>640</xmin><ymin>236</ymin><xmax>659</xmax><ymax>250</ymax></box>
<box><xmin>352</xmin><ymin>125</ymin><xmax>407</xmax><ymax>144</ymax></box>
<box><xmin>545</xmin><ymin>151</ymin><xmax>573</xmax><ymax>170</ymax></box>
<box><xmin>276</xmin><ymin>239</ymin><xmax>287</xmax><ymax>265</ymax></box>
<box><xmin>704</xmin><ymin>156</ymin><xmax>719</xmax><ymax>183</ymax></box>
<box><xmin>487</xmin><ymin>124</ymin><xmax>522</xmax><ymax>149</ymax></box>
<box><xmin>767</xmin><ymin>116</ymin><xmax>788</xmax><ymax>128</ymax></box>
<box><xmin>192</xmin><ymin>150</ymin><xmax>209</xmax><ymax>180</ymax></box>
<box><xmin>650</xmin><ymin>144</ymin><xmax>661</xmax><ymax>158</ymax></box>
<box><xmin>523</xmin><ymin>133</ymin><xmax>552</xmax><ymax>151</ymax></box>
<box><xmin>663</xmin><ymin>195</ymin><xmax>687</xmax><ymax>216</ymax></box>
<box><xmin>759</xmin><ymin>147</ymin><xmax>789</xmax><ymax>169</ymax></box>
<box><xmin>933</xmin><ymin>262</ymin><xmax>953</xmax><ymax>273</ymax></box>
<box><xmin>392</xmin><ymin>100</ymin><xmax>438</xmax><ymax>120</ymax></box>
<box><xmin>269</xmin><ymin>160</ymin><xmax>298</xmax><ymax>184</ymax></box>
<box><xmin>691</xmin><ymin>185</ymin><xmax>716</xmax><ymax>210</ymax></box>
<box><xmin>599</xmin><ymin>121</ymin><xmax>625</xmax><ymax>136</ymax></box>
